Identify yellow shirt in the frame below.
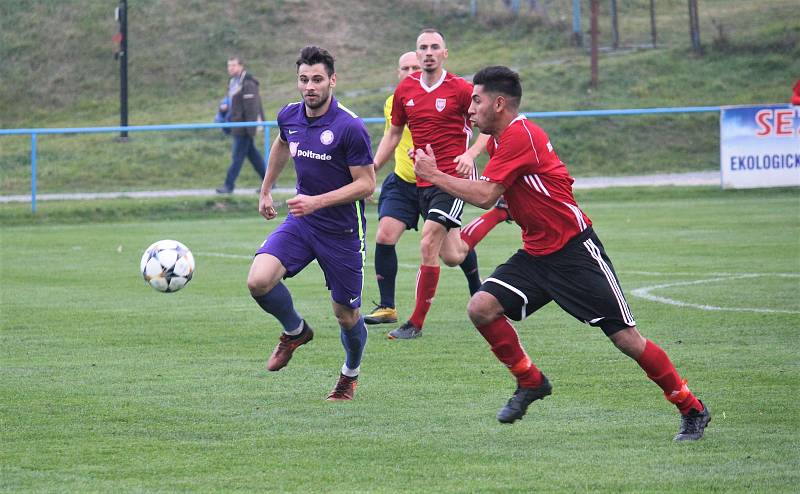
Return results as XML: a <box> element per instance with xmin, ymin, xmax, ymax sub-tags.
<box><xmin>384</xmin><ymin>95</ymin><xmax>416</xmax><ymax>184</ymax></box>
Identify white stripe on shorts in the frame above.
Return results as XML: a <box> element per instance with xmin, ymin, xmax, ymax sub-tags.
<box><xmin>485</xmin><ymin>277</ymin><xmax>528</xmax><ymax>321</ymax></box>
<box><xmin>582</xmin><ymin>239</ymin><xmax>636</xmax><ymax>326</ymax></box>
<box><xmin>428</xmin><ymin>205</ymin><xmax>463</xmax><ymax>226</ymax></box>
<box><xmin>450</xmin><ymin>197</ymin><xmax>464</xmax><ymax>219</ymax></box>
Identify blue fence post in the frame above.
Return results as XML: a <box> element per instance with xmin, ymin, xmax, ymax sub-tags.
<box><xmin>31</xmin><ymin>133</ymin><xmax>37</xmax><ymax>214</ymax></box>
<box><xmin>573</xmin><ymin>0</ymin><xmax>583</xmax><ymax>46</ymax></box>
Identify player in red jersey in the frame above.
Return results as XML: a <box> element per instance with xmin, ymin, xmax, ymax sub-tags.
<box><xmin>414</xmin><ymin>66</ymin><xmax>710</xmax><ymax>441</ymax></box>
<box><xmin>371</xmin><ymin>29</ymin><xmax>510</xmax><ymax>340</ymax></box>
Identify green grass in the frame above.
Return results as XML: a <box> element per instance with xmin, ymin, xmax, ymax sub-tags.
<box><xmin>2</xmin><ymin>0</ymin><xmax>798</xmax><ymax>194</ymax></box>
<box><xmin>2</xmin><ymin>187</ymin><xmax>799</xmax><ymax>492</ymax></box>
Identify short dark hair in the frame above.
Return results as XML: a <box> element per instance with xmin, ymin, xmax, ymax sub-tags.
<box><xmin>228</xmin><ymin>56</ymin><xmax>244</xmax><ymax>66</ymax></box>
<box><xmin>296</xmin><ymin>46</ymin><xmax>335</xmax><ymax>76</ymax></box>
<box><xmin>472</xmin><ymin>66</ymin><xmax>522</xmax><ymax>109</ymax></box>
<box><xmin>418</xmin><ymin>28</ymin><xmax>445</xmax><ymax>43</ymax></box>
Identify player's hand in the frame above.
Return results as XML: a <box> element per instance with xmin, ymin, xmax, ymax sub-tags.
<box><xmin>453</xmin><ymin>152</ymin><xmax>475</xmax><ymax>178</ymax></box>
<box><xmin>286</xmin><ymin>194</ymin><xmax>321</xmax><ymax>217</ymax></box>
<box><xmin>259</xmin><ymin>192</ymin><xmax>278</xmax><ymax>221</ymax></box>
<box><xmin>414</xmin><ymin>145</ymin><xmax>438</xmax><ymax>181</ymax></box>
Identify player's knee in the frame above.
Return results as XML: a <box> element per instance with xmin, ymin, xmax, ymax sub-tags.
<box><xmin>246</xmin><ymin>276</ymin><xmax>264</xmax><ymax>297</ymax></box>
<box><xmin>247</xmin><ymin>273</ymin><xmax>274</xmax><ymax>297</ymax></box>
<box><xmin>467</xmin><ymin>292</ymin><xmax>503</xmax><ymax>327</ymax></box>
<box><xmin>440</xmin><ymin>252</ymin><xmax>461</xmax><ymax>267</ymax></box>
<box><xmin>375</xmin><ymin>229</ymin><xmax>399</xmax><ymax>245</ymax></box>
<box><xmin>334</xmin><ymin>308</ymin><xmax>359</xmax><ymax>328</ymax></box>
<box><xmin>439</xmin><ymin>244</ymin><xmax>466</xmax><ymax>266</ymax></box>
<box><xmin>419</xmin><ymin>239</ymin><xmax>440</xmax><ymax>262</ymax></box>
<box><xmin>419</xmin><ymin>237</ymin><xmax>435</xmax><ymax>255</ymax></box>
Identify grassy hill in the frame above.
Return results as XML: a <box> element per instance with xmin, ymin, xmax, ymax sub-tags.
<box><xmin>1</xmin><ymin>0</ymin><xmax>798</xmax><ymax>194</ymax></box>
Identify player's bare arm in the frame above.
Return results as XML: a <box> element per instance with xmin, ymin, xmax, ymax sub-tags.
<box><xmin>415</xmin><ymin>144</ymin><xmax>503</xmax><ymax>209</ymax></box>
<box><xmin>259</xmin><ymin>136</ymin><xmax>291</xmax><ymax>220</ymax></box>
<box><xmin>372</xmin><ymin>124</ymin><xmax>404</xmax><ymax>171</ymax></box>
<box><xmin>287</xmin><ymin>164</ymin><xmax>376</xmax><ymax>217</ymax></box>
<box><xmin>453</xmin><ymin>132</ymin><xmax>490</xmax><ymax>178</ymax></box>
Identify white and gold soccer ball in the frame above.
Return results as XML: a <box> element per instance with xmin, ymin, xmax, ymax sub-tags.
<box><xmin>140</xmin><ymin>239</ymin><xmax>195</xmax><ymax>293</ymax></box>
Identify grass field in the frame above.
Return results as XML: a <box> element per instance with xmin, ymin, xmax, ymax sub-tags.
<box><xmin>2</xmin><ymin>187</ymin><xmax>799</xmax><ymax>492</ymax></box>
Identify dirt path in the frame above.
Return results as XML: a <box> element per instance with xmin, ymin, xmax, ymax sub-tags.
<box><xmin>0</xmin><ymin>171</ymin><xmax>720</xmax><ymax>203</ymax></box>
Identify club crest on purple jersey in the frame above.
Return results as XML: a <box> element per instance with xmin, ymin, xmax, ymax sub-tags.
<box><xmin>320</xmin><ymin>129</ymin><xmax>334</xmax><ymax>145</ymax></box>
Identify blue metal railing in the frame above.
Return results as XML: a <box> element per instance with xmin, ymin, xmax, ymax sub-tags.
<box><xmin>0</xmin><ymin>105</ymin><xmax>721</xmax><ymax>213</ymax></box>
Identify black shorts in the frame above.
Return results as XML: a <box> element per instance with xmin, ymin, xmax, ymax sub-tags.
<box><xmin>378</xmin><ymin>172</ymin><xmax>420</xmax><ymax>230</ymax></box>
<box><xmin>418</xmin><ymin>185</ymin><xmax>464</xmax><ymax>230</ymax></box>
<box><xmin>478</xmin><ymin>228</ymin><xmax>636</xmax><ymax>336</ymax></box>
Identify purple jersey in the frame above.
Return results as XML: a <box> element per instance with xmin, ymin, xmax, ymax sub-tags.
<box><xmin>278</xmin><ymin>96</ymin><xmax>373</xmax><ymax>236</ymax></box>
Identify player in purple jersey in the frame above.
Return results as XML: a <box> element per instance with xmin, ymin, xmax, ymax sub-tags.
<box><xmin>247</xmin><ymin>46</ymin><xmax>375</xmax><ymax>401</ymax></box>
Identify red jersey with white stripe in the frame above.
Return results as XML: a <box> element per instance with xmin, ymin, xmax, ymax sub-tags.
<box><xmin>481</xmin><ymin>115</ymin><xmax>592</xmax><ymax>256</ymax></box>
<box><xmin>391</xmin><ymin>70</ymin><xmax>473</xmax><ymax>187</ymax></box>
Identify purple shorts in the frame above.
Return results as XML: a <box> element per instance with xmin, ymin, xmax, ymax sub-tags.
<box><xmin>256</xmin><ymin>215</ymin><xmax>365</xmax><ymax>309</ymax></box>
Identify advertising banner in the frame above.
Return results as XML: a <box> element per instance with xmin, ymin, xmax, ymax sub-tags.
<box><xmin>720</xmin><ymin>104</ymin><xmax>800</xmax><ymax>189</ymax></box>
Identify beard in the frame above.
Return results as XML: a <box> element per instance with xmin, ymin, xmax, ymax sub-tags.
<box><xmin>474</xmin><ymin>114</ymin><xmax>495</xmax><ymax>135</ymax></box>
<box><xmin>303</xmin><ymin>91</ymin><xmax>330</xmax><ymax>110</ymax></box>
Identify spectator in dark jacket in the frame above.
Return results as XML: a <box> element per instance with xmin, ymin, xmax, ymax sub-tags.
<box><xmin>217</xmin><ymin>56</ymin><xmax>266</xmax><ymax>194</ymax></box>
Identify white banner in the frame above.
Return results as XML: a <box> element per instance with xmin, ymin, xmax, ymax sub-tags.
<box><xmin>720</xmin><ymin>104</ymin><xmax>800</xmax><ymax>189</ymax></box>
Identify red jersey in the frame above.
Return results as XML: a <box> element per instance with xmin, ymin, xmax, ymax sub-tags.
<box><xmin>481</xmin><ymin>116</ymin><xmax>592</xmax><ymax>256</ymax></box>
<box><xmin>391</xmin><ymin>70</ymin><xmax>473</xmax><ymax>186</ymax></box>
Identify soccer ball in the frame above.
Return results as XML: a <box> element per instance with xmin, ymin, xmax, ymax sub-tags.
<box><xmin>140</xmin><ymin>239</ymin><xmax>195</xmax><ymax>293</ymax></box>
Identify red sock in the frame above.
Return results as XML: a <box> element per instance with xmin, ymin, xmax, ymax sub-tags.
<box><xmin>637</xmin><ymin>339</ymin><xmax>703</xmax><ymax>415</ymax></box>
<box><xmin>461</xmin><ymin>207</ymin><xmax>510</xmax><ymax>249</ymax></box>
<box><xmin>408</xmin><ymin>265</ymin><xmax>440</xmax><ymax>329</ymax></box>
<box><xmin>476</xmin><ymin>317</ymin><xmax>542</xmax><ymax>388</ymax></box>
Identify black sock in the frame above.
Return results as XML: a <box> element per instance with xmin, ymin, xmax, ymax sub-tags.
<box><xmin>374</xmin><ymin>243</ymin><xmax>397</xmax><ymax>308</ymax></box>
<box><xmin>459</xmin><ymin>249</ymin><xmax>482</xmax><ymax>295</ymax></box>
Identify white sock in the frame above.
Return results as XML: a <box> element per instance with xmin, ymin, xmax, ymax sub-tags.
<box><xmin>341</xmin><ymin>365</ymin><xmax>359</xmax><ymax>378</ymax></box>
<box><xmin>284</xmin><ymin>320</ymin><xmax>304</xmax><ymax>336</ymax></box>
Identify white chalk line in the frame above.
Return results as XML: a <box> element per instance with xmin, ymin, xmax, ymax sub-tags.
<box><xmin>630</xmin><ymin>273</ymin><xmax>800</xmax><ymax>314</ymax></box>
<box><xmin>204</xmin><ymin>251</ymin><xmax>800</xmax><ymax>314</ymax></box>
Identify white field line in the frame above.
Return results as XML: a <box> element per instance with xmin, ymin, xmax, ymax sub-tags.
<box><xmin>630</xmin><ymin>273</ymin><xmax>800</xmax><ymax>314</ymax></box>
<box><xmin>204</xmin><ymin>251</ymin><xmax>800</xmax><ymax>314</ymax></box>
